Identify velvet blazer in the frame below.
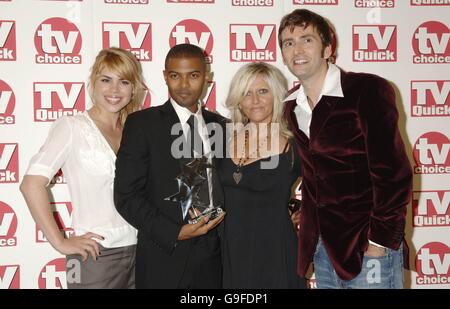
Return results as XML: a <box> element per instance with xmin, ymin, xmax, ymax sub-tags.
<box><xmin>285</xmin><ymin>70</ymin><xmax>413</xmax><ymax>280</ymax></box>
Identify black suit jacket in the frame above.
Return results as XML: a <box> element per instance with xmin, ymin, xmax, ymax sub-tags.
<box><xmin>114</xmin><ymin>100</ymin><xmax>226</xmax><ymax>288</ymax></box>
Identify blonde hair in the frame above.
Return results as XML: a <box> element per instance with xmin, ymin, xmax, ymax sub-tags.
<box><xmin>225</xmin><ymin>62</ymin><xmax>292</xmax><ymax>138</ymax></box>
<box><xmin>89</xmin><ymin>47</ymin><xmax>146</xmax><ymax>125</ymax></box>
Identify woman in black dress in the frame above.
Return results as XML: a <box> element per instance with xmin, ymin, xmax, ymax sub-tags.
<box><xmin>219</xmin><ymin>62</ymin><xmax>305</xmax><ymax>289</ymax></box>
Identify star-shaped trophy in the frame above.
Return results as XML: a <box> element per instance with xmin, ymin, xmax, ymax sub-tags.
<box><xmin>165</xmin><ymin>156</ymin><xmax>223</xmax><ymax>224</ymax></box>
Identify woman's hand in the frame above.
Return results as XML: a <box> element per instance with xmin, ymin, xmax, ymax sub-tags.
<box><xmin>55</xmin><ymin>232</ymin><xmax>104</xmax><ymax>261</ymax></box>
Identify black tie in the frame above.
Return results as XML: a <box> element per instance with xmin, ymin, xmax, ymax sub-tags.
<box><xmin>187</xmin><ymin>115</ymin><xmax>203</xmax><ymax>157</ymax></box>
<box><xmin>186</xmin><ymin>115</ymin><xmax>210</xmax><ymax>212</ymax></box>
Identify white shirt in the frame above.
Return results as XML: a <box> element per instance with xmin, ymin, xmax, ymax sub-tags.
<box><xmin>285</xmin><ymin>64</ymin><xmax>384</xmax><ymax>249</ymax></box>
<box><xmin>25</xmin><ymin>111</ymin><xmax>137</xmax><ymax>248</ymax></box>
<box><xmin>170</xmin><ymin>99</ymin><xmax>214</xmax><ymax>208</ymax></box>
<box><xmin>285</xmin><ymin>63</ymin><xmax>344</xmax><ymax>138</ymax></box>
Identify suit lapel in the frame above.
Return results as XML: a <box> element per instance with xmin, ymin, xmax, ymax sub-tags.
<box><xmin>309</xmin><ymin>68</ymin><xmax>347</xmax><ymax>142</ymax></box>
<box><xmin>309</xmin><ymin>96</ymin><xmax>342</xmax><ymax>142</ymax></box>
<box><xmin>159</xmin><ymin>101</ymin><xmax>189</xmax><ymax>223</ymax></box>
<box><xmin>160</xmin><ymin>100</ymin><xmax>186</xmax><ymax>149</ymax></box>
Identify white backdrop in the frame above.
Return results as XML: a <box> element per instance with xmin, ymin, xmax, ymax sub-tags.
<box><xmin>0</xmin><ymin>0</ymin><xmax>449</xmax><ymax>289</ymax></box>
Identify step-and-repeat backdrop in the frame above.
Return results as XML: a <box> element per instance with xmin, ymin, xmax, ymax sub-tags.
<box><xmin>0</xmin><ymin>0</ymin><xmax>449</xmax><ymax>289</ymax></box>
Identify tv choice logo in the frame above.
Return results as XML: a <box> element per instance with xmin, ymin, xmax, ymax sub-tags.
<box><xmin>411</xmin><ymin>80</ymin><xmax>450</xmax><ymax>117</ymax></box>
<box><xmin>169</xmin><ymin>19</ymin><xmax>214</xmax><ymax>63</ymax></box>
<box><xmin>293</xmin><ymin>0</ymin><xmax>338</xmax><ymax>5</ymax></box>
<box><xmin>38</xmin><ymin>258</ymin><xmax>67</xmax><ymax>289</ymax></box>
<box><xmin>416</xmin><ymin>242</ymin><xmax>450</xmax><ymax>285</ymax></box>
<box><xmin>229</xmin><ymin>24</ymin><xmax>276</xmax><ymax>62</ymax></box>
<box><xmin>103</xmin><ymin>22</ymin><xmax>152</xmax><ymax>61</ymax></box>
<box><xmin>413</xmin><ymin>191</ymin><xmax>450</xmax><ymax>227</ymax></box>
<box><xmin>0</xmin><ymin>79</ymin><xmax>15</xmax><ymax>125</ymax></box>
<box><xmin>0</xmin><ymin>143</ymin><xmax>18</xmax><ymax>183</ymax></box>
<box><xmin>232</xmin><ymin>0</ymin><xmax>273</xmax><ymax>5</ymax></box>
<box><xmin>167</xmin><ymin>0</ymin><xmax>214</xmax><ymax>3</ymax></box>
<box><xmin>36</xmin><ymin>202</ymin><xmax>73</xmax><ymax>243</ymax></box>
<box><xmin>104</xmin><ymin>0</ymin><xmax>149</xmax><ymax>3</ymax></box>
<box><xmin>411</xmin><ymin>0</ymin><xmax>450</xmax><ymax>5</ymax></box>
<box><xmin>413</xmin><ymin>132</ymin><xmax>450</xmax><ymax>174</ymax></box>
<box><xmin>0</xmin><ymin>20</ymin><xmax>16</xmax><ymax>61</ymax></box>
<box><xmin>34</xmin><ymin>17</ymin><xmax>82</xmax><ymax>64</ymax></box>
<box><xmin>0</xmin><ymin>265</ymin><xmax>20</xmax><ymax>289</ymax></box>
<box><xmin>0</xmin><ymin>201</ymin><xmax>18</xmax><ymax>247</ymax></box>
<box><xmin>33</xmin><ymin>82</ymin><xmax>85</xmax><ymax>122</ymax></box>
<box><xmin>354</xmin><ymin>0</ymin><xmax>395</xmax><ymax>7</ymax></box>
<box><xmin>353</xmin><ymin>25</ymin><xmax>397</xmax><ymax>62</ymax></box>
<box><xmin>413</xmin><ymin>21</ymin><xmax>450</xmax><ymax>64</ymax></box>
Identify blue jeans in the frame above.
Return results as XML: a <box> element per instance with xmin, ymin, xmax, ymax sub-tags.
<box><xmin>313</xmin><ymin>238</ymin><xmax>404</xmax><ymax>289</ymax></box>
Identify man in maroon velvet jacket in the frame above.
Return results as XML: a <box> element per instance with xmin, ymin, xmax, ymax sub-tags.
<box><xmin>279</xmin><ymin>9</ymin><xmax>413</xmax><ymax>288</ymax></box>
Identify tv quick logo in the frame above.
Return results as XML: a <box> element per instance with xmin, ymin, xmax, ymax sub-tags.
<box><xmin>411</xmin><ymin>81</ymin><xmax>450</xmax><ymax>117</ymax></box>
<box><xmin>36</xmin><ymin>202</ymin><xmax>73</xmax><ymax>243</ymax></box>
<box><xmin>0</xmin><ymin>265</ymin><xmax>20</xmax><ymax>289</ymax></box>
<box><xmin>293</xmin><ymin>0</ymin><xmax>338</xmax><ymax>5</ymax></box>
<box><xmin>0</xmin><ymin>201</ymin><xmax>17</xmax><ymax>247</ymax></box>
<box><xmin>0</xmin><ymin>143</ymin><xmax>18</xmax><ymax>183</ymax></box>
<box><xmin>229</xmin><ymin>24</ymin><xmax>276</xmax><ymax>62</ymax></box>
<box><xmin>0</xmin><ymin>20</ymin><xmax>16</xmax><ymax>61</ymax></box>
<box><xmin>413</xmin><ymin>132</ymin><xmax>450</xmax><ymax>174</ymax></box>
<box><xmin>413</xmin><ymin>21</ymin><xmax>450</xmax><ymax>64</ymax></box>
<box><xmin>33</xmin><ymin>82</ymin><xmax>85</xmax><ymax>122</ymax></box>
<box><xmin>167</xmin><ymin>0</ymin><xmax>214</xmax><ymax>3</ymax></box>
<box><xmin>354</xmin><ymin>0</ymin><xmax>395</xmax><ymax>7</ymax></box>
<box><xmin>353</xmin><ymin>25</ymin><xmax>397</xmax><ymax>62</ymax></box>
<box><xmin>103</xmin><ymin>22</ymin><xmax>152</xmax><ymax>61</ymax></box>
<box><xmin>170</xmin><ymin>19</ymin><xmax>214</xmax><ymax>63</ymax></box>
<box><xmin>204</xmin><ymin>81</ymin><xmax>216</xmax><ymax>111</ymax></box>
<box><xmin>416</xmin><ymin>242</ymin><xmax>450</xmax><ymax>285</ymax></box>
<box><xmin>413</xmin><ymin>191</ymin><xmax>450</xmax><ymax>227</ymax></box>
<box><xmin>232</xmin><ymin>0</ymin><xmax>273</xmax><ymax>6</ymax></box>
<box><xmin>0</xmin><ymin>80</ymin><xmax>15</xmax><ymax>125</ymax></box>
<box><xmin>50</xmin><ymin>169</ymin><xmax>67</xmax><ymax>185</ymax></box>
<box><xmin>104</xmin><ymin>0</ymin><xmax>149</xmax><ymax>3</ymax></box>
<box><xmin>411</xmin><ymin>0</ymin><xmax>450</xmax><ymax>6</ymax></box>
<box><xmin>38</xmin><ymin>258</ymin><xmax>67</xmax><ymax>289</ymax></box>
<box><xmin>34</xmin><ymin>17</ymin><xmax>82</xmax><ymax>64</ymax></box>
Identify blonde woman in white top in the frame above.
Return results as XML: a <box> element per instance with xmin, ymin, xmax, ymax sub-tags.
<box><xmin>20</xmin><ymin>47</ymin><xmax>146</xmax><ymax>288</ymax></box>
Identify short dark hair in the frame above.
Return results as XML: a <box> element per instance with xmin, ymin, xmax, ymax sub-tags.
<box><xmin>278</xmin><ymin>9</ymin><xmax>332</xmax><ymax>49</ymax></box>
<box><xmin>165</xmin><ymin>43</ymin><xmax>207</xmax><ymax>69</ymax></box>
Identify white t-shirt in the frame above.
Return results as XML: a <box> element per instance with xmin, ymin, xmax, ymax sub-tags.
<box><xmin>26</xmin><ymin>111</ymin><xmax>137</xmax><ymax>248</ymax></box>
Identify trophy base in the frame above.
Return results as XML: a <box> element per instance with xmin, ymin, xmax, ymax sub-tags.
<box><xmin>188</xmin><ymin>207</ymin><xmax>223</xmax><ymax>224</ymax></box>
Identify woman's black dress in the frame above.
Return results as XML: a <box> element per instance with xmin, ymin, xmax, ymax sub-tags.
<box><xmin>218</xmin><ymin>145</ymin><xmax>306</xmax><ymax>289</ymax></box>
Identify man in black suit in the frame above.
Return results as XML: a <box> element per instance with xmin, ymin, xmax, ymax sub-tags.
<box><xmin>114</xmin><ymin>44</ymin><xmax>226</xmax><ymax>288</ymax></box>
